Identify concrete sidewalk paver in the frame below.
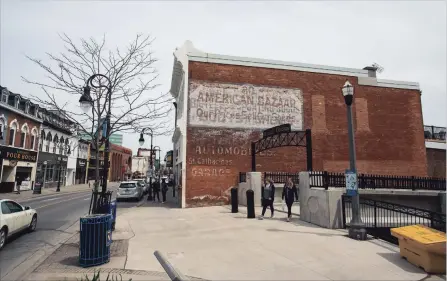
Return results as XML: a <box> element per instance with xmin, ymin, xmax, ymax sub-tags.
<box><xmin>120</xmin><ymin>205</ymin><xmax>428</xmax><ymax>281</ymax></box>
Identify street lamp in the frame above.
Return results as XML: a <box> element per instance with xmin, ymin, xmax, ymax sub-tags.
<box><xmin>56</xmin><ymin>157</ymin><xmax>62</xmax><ymax>192</ymax></box>
<box><xmin>342</xmin><ymin>80</ymin><xmax>367</xmax><ymax>241</ymax></box>
<box><xmin>79</xmin><ymin>86</ymin><xmax>94</xmax><ymax>113</ymax></box>
<box><xmin>153</xmin><ymin>145</ymin><xmax>161</xmax><ymax>181</ymax></box>
<box><xmin>139</xmin><ymin>128</ymin><xmax>153</xmax><ymax>200</ymax></box>
<box><xmin>80</xmin><ymin>74</ymin><xmax>113</xmax><ymax>214</ymax></box>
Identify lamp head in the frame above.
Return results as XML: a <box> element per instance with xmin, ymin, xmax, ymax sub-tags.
<box><xmin>342</xmin><ymin>81</ymin><xmax>354</xmax><ymax>106</ymax></box>
<box><xmin>138</xmin><ymin>133</ymin><xmax>145</xmax><ymax>146</ymax></box>
<box><xmin>79</xmin><ymin>86</ymin><xmax>93</xmax><ymax>113</ymax></box>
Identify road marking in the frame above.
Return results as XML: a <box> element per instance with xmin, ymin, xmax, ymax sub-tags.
<box><xmin>84</xmin><ymin>198</ymin><xmax>91</xmax><ymax>200</ymax></box>
<box><xmin>35</xmin><ymin>194</ymin><xmax>91</xmax><ymax>210</ymax></box>
<box><xmin>38</xmin><ymin>197</ymin><xmax>59</xmax><ymax>202</ymax></box>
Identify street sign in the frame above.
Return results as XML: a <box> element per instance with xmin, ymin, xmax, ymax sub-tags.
<box><xmin>345</xmin><ymin>170</ymin><xmax>358</xmax><ymax>196</ymax></box>
<box><xmin>262</xmin><ymin>124</ymin><xmax>291</xmax><ymax>138</ymax></box>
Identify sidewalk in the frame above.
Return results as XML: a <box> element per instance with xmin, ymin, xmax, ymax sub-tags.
<box><xmin>25</xmin><ymin>200</ymin><xmax>443</xmax><ymax>281</ymax></box>
<box><xmin>2</xmin><ymin>183</ymin><xmax>94</xmax><ymax>202</ymax></box>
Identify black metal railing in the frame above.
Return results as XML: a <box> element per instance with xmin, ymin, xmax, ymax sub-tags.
<box><xmin>263</xmin><ymin>172</ymin><xmax>300</xmax><ymax>184</ymax></box>
<box><xmin>239</xmin><ymin>172</ymin><xmax>247</xmax><ymax>183</ymax></box>
<box><xmin>341</xmin><ymin>195</ymin><xmax>446</xmax><ymax>244</ymax></box>
<box><xmin>89</xmin><ymin>190</ymin><xmax>113</xmax><ymax>214</ymax></box>
<box><xmin>309</xmin><ymin>171</ymin><xmax>446</xmax><ymax>191</ymax></box>
<box><xmin>424</xmin><ymin>125</ymin><xmax>446</xmax><ymax>141</ymax></box>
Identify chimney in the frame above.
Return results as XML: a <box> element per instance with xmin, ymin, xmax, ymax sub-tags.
<box><xmin>363</xmin><ymin>66</ymin><xmax>377</xmax><ymax>78</ymax></box>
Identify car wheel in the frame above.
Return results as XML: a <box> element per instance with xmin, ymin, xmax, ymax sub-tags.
<box><xmin>29</xmin><ymin>215</ymin><xmax>37</xmax><ymax>232</ymax></box>
<box><xmin>0</xmin><ymin>227</ymin><xmax>7</xmax><ymax>250</ymax></box>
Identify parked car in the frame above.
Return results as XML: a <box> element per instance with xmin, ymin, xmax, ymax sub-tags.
<box><xmin>116</xmin><ymin>181</ymin><xmax>144</xmax><ymax>201</ymax></box>
<box><xmin>0</xmin><ymin>199</ymin><xmax>37</xmax><ymax>250</ymax></box>
<box><xmin>134</xmin><ymin>179</ymin><xmax>148</xmax><ymax>194</ymax></box>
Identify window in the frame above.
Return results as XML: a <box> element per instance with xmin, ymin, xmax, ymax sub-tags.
<box><xmin>1</xmin><ymin>202</ymin><xmax>11</xmax><ymax>214</ymax></box>
<box><xmin>31</xmin><ymin>135</ymin><xmax>36</xmax><ymax>150</ymax></box>
<box><xmin>0</xmin><ymin>124</ymin><xmax>3</xmax><ymax>140</ymax></box>
<box><xmin>46</xmin><ymin>165</ymin><xmax>54</xmax><ymax>181</ymax></box>
<box><xmin>53</xmin><ymin>135</ymin><xmax>58</xmax><ymax>153</ymax></box>
<box><xmin>21</xmin><ymin>124</ymin><xmax>28</xmax><ymax>149</ymax></box>
<box><xmin>20</xmin><ymin>132</ymin><xmax>26</xmax><ymax>148</ymax></box>
<box><xmin>9</xmin><ymin>128</ymin><xmax>15</xmax><ymax>145</ymax></box>
<box><xmin>1</xmin><ymin>94</ymin><xmax>6</xmax><ymax>103</ymax></box>
<box><xmin>46</xmin><ymin>133</ymin><xmax>51</xmax><ymax>152</ymax></box>
<box><xmin>5</xmin><ymin>201</ymin><xmax>23</xmax><ymax>213</ymax></box>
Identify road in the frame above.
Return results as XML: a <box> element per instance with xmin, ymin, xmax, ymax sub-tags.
<box><xmin>0</xmin><ymin>183</ymin><xmax>145</xmax><ymax>280</ymax></box>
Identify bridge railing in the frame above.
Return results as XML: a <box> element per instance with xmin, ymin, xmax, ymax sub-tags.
<box><xmin>309</xmin><ymin>171</ymin><xmax>446</xmax><ymax>191</ymax></box>
<box><xmin>263</xmin><ymin>172</ymin><xmax>300</xmax><ymax>184</ymax></box>
<box><xmin>424</xmin><ymin>125</ymin><xmax>446</xmax><ymax>141</ymax></box>
<box><xmin>341</xmin><ymin>195</ymin><xmax>446</xmax><ymax>244</ymax></box>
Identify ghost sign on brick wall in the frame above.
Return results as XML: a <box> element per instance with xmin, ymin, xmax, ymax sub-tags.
<box><xmin>188</xmin><ymin>81</ymin><xmax>303</xmax><ymax>130</ymax></box>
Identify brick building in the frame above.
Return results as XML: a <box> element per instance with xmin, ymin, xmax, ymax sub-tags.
<box><xmin>424</xmin><ymin>125</ymin><xmax>446</xmax><ymax>178</ymax></box>
<box><xmin>0</xmin><ymin>86</ymin><xmax>42</xmax><ymax>192</ymax></box>
<box><xmin>169</xmin><ymin>41</ymin><xmax>427</xmax><ymax>208</ymax></box>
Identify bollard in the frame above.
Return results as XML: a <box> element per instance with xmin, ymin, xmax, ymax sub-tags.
<box><xmin>246</xmin><ymin>189</ymin><xmax>255</xmax><ymax>219</ymax></box>
<box><xmin>231</xmin><ymin>187</ymin><xmax>238</xmax><ymax>213</ymax></box>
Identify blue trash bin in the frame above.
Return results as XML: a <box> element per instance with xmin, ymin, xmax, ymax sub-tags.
<box><xmin>79</xmin><ymin>214</ymin><xmax>112</xmax><ymax>267</ymax></box>
<box><xmin>109</xmin><ymin>200</ymin><xmax>117</xmax><ymax>230</ymax></box>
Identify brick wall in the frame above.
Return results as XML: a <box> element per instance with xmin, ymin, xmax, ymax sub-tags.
<box><xmin>3</xmin><ymin>111</ymin><xmax>41</xmax><ymax>151</ymax></box>
<box><xmin>185</xmin><ymin>61</ymin><xmax>427</xmax><ymax>207</ymax></box>
<box><xmin>426</xmin><ymin>148</ymin><xmax>446</xmax><ymax>178</ymax></box>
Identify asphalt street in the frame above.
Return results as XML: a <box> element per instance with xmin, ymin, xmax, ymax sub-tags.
<box><xmin>0</xmin><ymin>182</ymin><xmax>145</xmax><ymax>280</ymax></box>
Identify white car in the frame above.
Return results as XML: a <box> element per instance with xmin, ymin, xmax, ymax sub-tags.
<box><xmin>116</xmin><ymin>181</ymin><xmax>144</xmax><ymax>201</ymax></box>
<box><xmin>0</xmin><ymin>199</ymin><xmax>37</xmax><ymax>250</ymax></box>
<box><xmin>134</xmin><ymin>179</ymin><xmax>148</xmax><ymax>194</ymax></box>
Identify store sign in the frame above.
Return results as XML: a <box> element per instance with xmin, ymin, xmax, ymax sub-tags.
<box><xmin>77</xmin><ymin>159</ymin><xmax>87</xmax><ymax>167</ymax></box>
<box><xmin>262</xmin><ymin>124</ymin><xmax>291</xmax><ymax>138</ymax></box>
<box><xmin>0</xmin><ymin>146</ymin><xmax>38</xmax><ymax>162</ymax></box>
<box><xmin>166</xmin><ymin>150</ymin><xmax>173</xmax><ymax>168</ymax></box>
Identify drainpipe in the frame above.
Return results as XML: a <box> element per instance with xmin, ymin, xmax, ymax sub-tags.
<box><xmin>173</xmin><ymin>102</ymin><xmax>177</xmax><ymax>129</ymax></box>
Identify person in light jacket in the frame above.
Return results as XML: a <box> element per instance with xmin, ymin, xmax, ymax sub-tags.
<box><xmin>282</xmin><ymin>177</ymin><xmax>299</xmax><ymax>222</ymax></box>
<box><xmin>260</xmin><ymin>177</ymin><xmax>275</xmax><ymax>220</ymax></box>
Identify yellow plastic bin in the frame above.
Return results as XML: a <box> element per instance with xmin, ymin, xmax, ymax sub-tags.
<box><xmin>391</xmin><ymin>224</ymin><xmax>446</xmax><ymax>274</ymax></box>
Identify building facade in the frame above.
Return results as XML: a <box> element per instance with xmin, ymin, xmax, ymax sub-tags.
<box><xmin>170</xmin><ymin>41</ymin><xmax>427</xmax><ymax>208</ymax></box>
<box><xmin>109</xmin><ymin>143</ymin><xmax>132</xmax><ymax>181</ymax></box>
<box><xmin>75</xmin><ymin>139</ymin><xmax>89</xmax><ymax>184</ymax></box>
<box><xmin>0</xmin><ymin>87</ymin><xmax>42</xmax><ymax>192</ymax></box>
<box><xmin>36</xmin><ymin>109</ymin><xmax>77</xmax><ymax>189</ymax></box>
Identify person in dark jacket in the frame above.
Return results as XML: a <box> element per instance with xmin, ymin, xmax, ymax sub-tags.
<box><xmin>282</xmin><ymin>177</ymin><xmax>299</xmax><ymax>222</ymax></box>
<box><xmin>260</xmin><ymin>177</ymin><xmax>275</xmax><ymax>219</ymax></box>
<box><xmin>152</xmin><ymin>179</ymin><xmax>161</xmax><ymax>202</ymax></box>
<box><xmin>161</xmin><ymin>178</ymin><xmax>168</xmax><ymax>203</ymax></box>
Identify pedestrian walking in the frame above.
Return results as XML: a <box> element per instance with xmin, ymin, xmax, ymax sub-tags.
<box><xmin>161</xmin><ymin>178</ymin><xmax>168</xmax><ymax>203</ymax></box>
<box><xmin>260</xmin><ymin>177</ymin><xmax>275</xmax><ymax>220</ymax></box>
<box><xmin>16</xmin><ymin>177</ymin><xmax>22</xmax><ymax>194</ymax></box>
<box><xmin>152</xmin><ymin>179</ymin><xmax>161</xmax><ymax>202</ymax></box>
<box><xmin>282</xmin><ymin>177</ymin><xmax>299</xmax><ymax>222</ymax></box>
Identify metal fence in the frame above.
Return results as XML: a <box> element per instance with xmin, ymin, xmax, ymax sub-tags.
<box><xmin>341</xmin><ymin>195</ymin><xmax>446</xmax><ymax>244</ymax></box>
<box><xmin>424</xmin><ymin>125</ymin><xmax>446</xmax><ymax>141</ymax></box>
<box><xmin>263</xmin><ymin>172</ymin><xmax>300</xmax><ymax>184</ymax></box>
<box><xmin>309</xmin><ymin>171</ymin><xmax>446</xmax><ymax>191</ymax></box>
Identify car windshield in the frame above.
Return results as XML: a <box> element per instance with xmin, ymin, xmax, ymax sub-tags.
<box><xmin>120</xmin><ymin>183</ymin><xmax>136</xmax><ymax>189</ymax></box>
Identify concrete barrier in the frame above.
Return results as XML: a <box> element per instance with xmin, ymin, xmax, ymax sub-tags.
<box><xmin>299</xmin><ymin>172</ymin><xmax>344</xmax><ymax>229</ymax></box>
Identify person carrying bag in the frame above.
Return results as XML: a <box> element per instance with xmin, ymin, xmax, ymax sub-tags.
<box><xmin>282</xmin><ymin>177</ymin><xmax>299</xmax><ymax>222</ymax></box>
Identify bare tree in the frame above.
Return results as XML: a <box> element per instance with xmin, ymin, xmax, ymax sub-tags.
<box><xmin>22</xmin><ymin>33</ymin><xmax>173</xmax><ymax>191</ymax></box>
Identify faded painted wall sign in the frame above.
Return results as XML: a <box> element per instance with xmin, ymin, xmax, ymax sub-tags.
<box><xmin>189</xmin><ymin>81</ymin><xmax>304</xmax><ymax>129</ymax></box>
<box><xmin>191</xmin><ymin>167</ymin><xmax>231</xmax><ymax>177</ymax></box>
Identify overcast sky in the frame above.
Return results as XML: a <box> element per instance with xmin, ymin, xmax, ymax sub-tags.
<box><xmin>1</xmin><ymin>0</ymin><xmax>446</xmax><ymax>157</ymax></box>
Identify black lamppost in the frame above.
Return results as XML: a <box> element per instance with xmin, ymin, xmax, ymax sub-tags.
<box><xmin>138</xmin><ymin>128</ymin><xmax>153</xmax><ymax>200</ymax></box>
<box><xmin>79</xmin><ymin>74</ymin><xmax>113</xmax><ymax>213</ymax></box>
<box><xmin>153</xmin><ymin>146</ymin><xmax>161</xmax><ymax>181</ymax></box>
<box><xmin>56</xmin><ymin>157</ymin><xmax>62</xmax><ymax>192</ymax></box>
<box><xmin>342</xmin><ymin>80</ymin><xmax>367</xmax><ymax>240</ymax></box>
